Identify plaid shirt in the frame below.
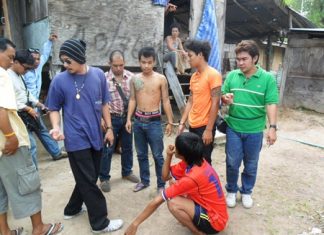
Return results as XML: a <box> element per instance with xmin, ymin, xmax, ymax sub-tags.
<box><xmin>105</xmin><ymin>69</ymin><xmax>133</xmax><ymax>114</ymax></box>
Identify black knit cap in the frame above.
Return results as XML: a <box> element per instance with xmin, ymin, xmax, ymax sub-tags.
<box><xmin>15</xmin><ymin>50</ymin><xmax>35</xmax><ymax>66</ymax></box>
<box><xmin>59</xmin><ymin>39</ymin><xmax>86</xmax><ymax>64</ymax></box>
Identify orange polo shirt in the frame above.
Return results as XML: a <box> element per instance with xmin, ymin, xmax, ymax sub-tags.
<box><xmin>189</xmin><ymin>66</ymin><xmax>222</xmax><ymax>128</ymax></box>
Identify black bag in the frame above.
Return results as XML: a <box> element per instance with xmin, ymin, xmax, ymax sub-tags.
<box><xmin>17</xmin><ymin>110</ymin><xmax>41</xmax><ymax>133</ymax></box>
<box><xmin>113</xmin><ymin>78</ymin><xmax>128</xmax><ymax>116</ymax></box>
<box><xmin>215</xmin><ymin>112</ymin><xmax>227</xmax><ymax>134</ymax></box>
<box><xmin>17</xmin><ymin>74</ymin><xmax>41</xmax><ymax>133</ymax></box>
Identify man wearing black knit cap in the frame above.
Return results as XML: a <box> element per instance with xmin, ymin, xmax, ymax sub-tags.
<box><xmin>46</xmin><ymin>39</ymin><xmax>123</xmax><ymax>233</ymax></box>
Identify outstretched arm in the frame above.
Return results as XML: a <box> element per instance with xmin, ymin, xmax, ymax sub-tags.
<box><xmin>124</xmin><ymin>195</ymin><xmax>164</xmax><ymax>235</ymax></box>
<box><xmin>49</xmin><ymin>111</ymin><xmax>65</xmax><ymax>141</ymax></box>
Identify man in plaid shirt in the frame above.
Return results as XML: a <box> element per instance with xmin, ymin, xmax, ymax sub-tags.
<box><xmin>99</xmin><ymin>50</ymin><xmax>139</xmax><ymax>192</ymax></box>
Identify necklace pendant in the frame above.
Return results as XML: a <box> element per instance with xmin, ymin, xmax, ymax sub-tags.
<box><xmin>76</xmin><ymin>93</ymin><xmax>80</xmax><ymax>100</ymax></box>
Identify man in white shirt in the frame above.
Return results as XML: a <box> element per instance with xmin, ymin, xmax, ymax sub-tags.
<box><xmin>0</xmin><ymin>38</ymin><xmax>63</xmax><ymax>235</ymax></box>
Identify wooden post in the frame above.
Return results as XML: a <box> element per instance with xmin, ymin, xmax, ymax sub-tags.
<box><xmin>165</xmin><ymin>61</ymin><xmax>186</xmax><ymax>113</ymax></box>
<box><xmin>2</xmin><ymin>0</ymin><xmax>12</xmax><ymax>39</ymax></box>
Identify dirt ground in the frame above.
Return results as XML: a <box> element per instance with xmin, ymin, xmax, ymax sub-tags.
<box><xmin>7</xmin><ymin>108</ymin><xmax>324</xmax><ymax>235</ymax></box>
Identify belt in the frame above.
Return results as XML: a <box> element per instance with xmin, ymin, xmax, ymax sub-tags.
<box><xmin>111</xmin><ymin>113</ymin><xmax>126</xmax><ymax>118</ymax></box>
<box><xmin>135</xmin><ymin>115</ymin><xmax>161</xmax><ymax>123</ymax></box>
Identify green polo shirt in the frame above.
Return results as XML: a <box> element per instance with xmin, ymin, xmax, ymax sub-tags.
<box><xmin>222</xmin><ymin>66</ymin><xmax>279</xmax><ymax>133</ymax></box>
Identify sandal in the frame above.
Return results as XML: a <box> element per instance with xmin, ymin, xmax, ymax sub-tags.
<box><xmin>11</xmin><ymin>227</ymin><xmax>24</xmax><ymax>235</ymax></box>
<box><xmin>133</xmin><ymin>182</ymin><xmax>149</xmax><ymax>192</ymax></box>
<box><xmin>44</xmin><ymin>223</ymin><xmax>64</xmax><ymax>235</ymax></box>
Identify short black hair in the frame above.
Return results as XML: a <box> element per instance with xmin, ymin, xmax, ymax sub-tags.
<box><xmin>170</xmin><ymin>23</ymin><xmax>181</xmax><ymax>32</ymax></box>
<box><xmin>175</xmin><ymin>132</ymin><xmax>204</xmax><ymax>166</ymax></box>
<box><xmin>109</xmin><ymin>49</ymin><xmax>124</xmax><ymax>62</ymax></box>
<box><xmin>184</xmin><ymin>39</ymin><xmax>211</xmax><ymax>62</ymax></box>
<box><xmin>14</xmin><ymin>50</ymin><xmax>35</xmax><ymax>66</ymax></box>
<box><xmin>138</xmin><ymin>46</ymin><xmax>156</xmax><ymax>61</ymax></box>
<box><xmin>0</xmin><ymin>37</ymin><xmax>16</xmax><ymax>52</ymax></box>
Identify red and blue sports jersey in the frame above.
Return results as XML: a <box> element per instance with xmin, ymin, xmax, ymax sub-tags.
<box><xmin>162</xmin><ymin>160</ymin><xmax>228</xmax><ymax>231</ymax></box>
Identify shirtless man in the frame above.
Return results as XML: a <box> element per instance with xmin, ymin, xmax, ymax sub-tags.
<box><xmin>126</xmin><ymin>46</ymin><xmax>173</xmax><ymax>193</ymax></box>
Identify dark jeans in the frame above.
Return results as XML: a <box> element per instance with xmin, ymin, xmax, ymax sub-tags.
<box><xmin>133</xmin><ymin>119</ymin><xmax>165</xmax><ymax>188</ymax></box>
<box><xmin>65</xmin><ymin>148</ymin><xmax>109</xmax><ymax>231</ymax></box>
<box><xmin>225</xmin><ymin>127</ymin><xmax>263</xmax><ymax>194</ymax></box>
<box><xmin>99</xmin><ymin>116</ymin><xmax>133</xmax><ymax>181</ymax></box>
<box><xmin>189</xmin><ymin>125</ymin><xmax>216</xmax><ymax>164</ymax></box>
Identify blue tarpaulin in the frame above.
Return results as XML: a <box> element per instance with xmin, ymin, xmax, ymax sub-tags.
<box><xmin>195</xmin><ymin>0</ymin><xmax>221</xmax><ymax>72</ymax></box>
<box><xmin>152</xmin><ymin>0</ymin><xmax>168</xmax><ymax>7</ymax></box>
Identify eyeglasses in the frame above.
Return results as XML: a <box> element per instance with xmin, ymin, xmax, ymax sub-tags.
<box><xmin>28</xmin><ymin>48</ymin><xmax>40</xmax><ymax>53</ymax></box>
<box><xmin>60</xmin><ymin>58</ymin><xmax>72</xmax><ymax>65</ymax></box>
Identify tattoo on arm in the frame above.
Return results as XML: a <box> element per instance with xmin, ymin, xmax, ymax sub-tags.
<box><xmin>211</xmin><ymin>87</ymin><xmax>221</xmax><ymax>97</ymax></box>
<box><xmin>134</xmin><ymin>76</ymin><xmax>144</xmax><ymax>91</ymax></box>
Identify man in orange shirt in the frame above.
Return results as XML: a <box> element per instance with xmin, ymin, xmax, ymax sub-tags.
<box><xmin>178</xmin><ymin>40</ymin><xmax>222</xmax><ymax>164</ymax></box>
<box><xmin>125</xmin><ymin>132</ymin><xmax>228</xmax><ymax>235</ymax></box>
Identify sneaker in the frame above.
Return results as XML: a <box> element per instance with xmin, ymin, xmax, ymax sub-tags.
<box><xmin>53</xmin><ymin>151</ymin><xmax>68</xmax><ymax>161</ymax></box>
<box><xmin>100</xmin><ymin>180</ymin><xmax>111</xmax><ymax>192</ymax></box>
<box><xmin>241</xmin><ymin>194</ymin><xmax>253</xmax><ymax>209</ymax></box>
<box><xmin>226</xmin><ymin>193</ymin><xmax>237</xmax><ymax>208</ymax></box>
<box><xmin>133</xmin><ymin>182</ymin><xmax>149</xmax><ymax>192</ymax></box>
<box><xmin>122</xmin><ymin>173</ymin><xmax>140</xmax><ymax>183</ymax></box>
<box><xmin>92</xmin><ymin>219</ymin><xmax>123</xmax><ymax>233</ymax></box>
<box><xmin>64</xmin><ymin>206</ymin><xmax>86</xmax><ymax>220</ymax></box>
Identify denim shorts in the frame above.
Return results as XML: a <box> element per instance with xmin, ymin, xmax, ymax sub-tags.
<box><xmin>0</xmin><ymin>146</ymin><xmax>41</xmax><ymax>219</ymax></box>
<box><xmin>193</xmin><ymin>203</ymin><xmax>219</xmax><ymax>234</ymax></box>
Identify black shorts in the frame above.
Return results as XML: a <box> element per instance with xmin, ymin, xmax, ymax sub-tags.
<box><xmin>193</xmin><ymin>203</ymin><xmax>219</xmax><ymax>234</ymax></box>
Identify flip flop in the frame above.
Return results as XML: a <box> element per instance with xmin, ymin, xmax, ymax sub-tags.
<box><xmin>44</xmin><ymin>223</ymin><xmax>64</xmax><ymax>235</ymax></box>
<box><xmin>133</xmin><ymin>182</ymin><xmax>149</xmax><ymax>192</ymax></box>
<box><xmin>11</xmin><ymin>227</ymin><xmax>24</xmax><ymax>235</ymax></box>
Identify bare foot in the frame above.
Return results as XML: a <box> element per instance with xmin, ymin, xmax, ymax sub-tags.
<box><xmin>32</xmin><ymin>223</ymin><xmax>63</xmax><ymax>235</ymax></box>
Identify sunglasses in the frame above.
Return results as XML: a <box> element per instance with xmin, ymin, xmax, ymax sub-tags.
<box><xmin>60</xmin><ymin>58</ymin><xmax>73</xmax><ymax>65</ymax></box>
<box><xmin>28</xmin><ymin>48</ymin><xmax>40</xmax><ymax>53</ymax></box>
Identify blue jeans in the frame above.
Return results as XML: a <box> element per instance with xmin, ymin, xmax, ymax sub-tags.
<box><xmin>225</xmin><ymin>127</ymin><xmax>263</xmax><ymax>195</ymax></box>
<box><xmin>29</xmin><ymin>115</ymin><xmax>61</xmax><ymax>167</ymax></box>
<box><xmin>99</xmin><ymin>116</ymin><xmax>133</xmax><ymax>181</ymax></box>
<box><xmin>133</xmin><ymin>119</ymin><xmax>165</xmax><ymax>188</ymax></box>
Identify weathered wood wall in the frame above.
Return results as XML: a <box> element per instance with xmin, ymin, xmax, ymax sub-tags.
<box><xmin>280</xmin><ymin>34</ymin><xmax>324</xmax><ymax>113</ymax></box>
<box><xmin>48</xmin><ymin>0</ymin><xmax>165</xmax><ymax>67</ymax></box>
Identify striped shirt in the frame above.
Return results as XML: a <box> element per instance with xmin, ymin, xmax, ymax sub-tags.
<box><xmin>105</xmin><ymin>69</ymin><xmax>133</xmax><ymax>115</ymax></box>
<box><xmin>222</xmin><ymin>66</ymin><xmax>279</xmax><ymax>133</ymax></box>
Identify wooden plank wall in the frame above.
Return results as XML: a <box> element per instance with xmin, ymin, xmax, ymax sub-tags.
<box><xmin>281</xmin><ymin>34</ymin><xmax>324</xmax><ymax>113</ymax></box>
<box><xmin>48</xmin><ymin>0</ymin><xmax>164</xmax><ymax>67</ymax></box>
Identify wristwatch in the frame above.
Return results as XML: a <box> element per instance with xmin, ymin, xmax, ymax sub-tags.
<box><xmin>269</xmin><ymin>124</ymin><xmax>277</xmax><ymax>130</ymax></box>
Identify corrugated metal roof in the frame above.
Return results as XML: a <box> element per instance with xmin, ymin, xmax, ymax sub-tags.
<box><xmin>225</xmin><ymin>0</ymin><xmax>316</xmax><ymax>43</ymax></box>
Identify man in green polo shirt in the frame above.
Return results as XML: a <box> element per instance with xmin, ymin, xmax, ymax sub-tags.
<box><xmin>221</xmin><ymin>40</ymin><xmax>278</xmax><ymax>209</ymax></box>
